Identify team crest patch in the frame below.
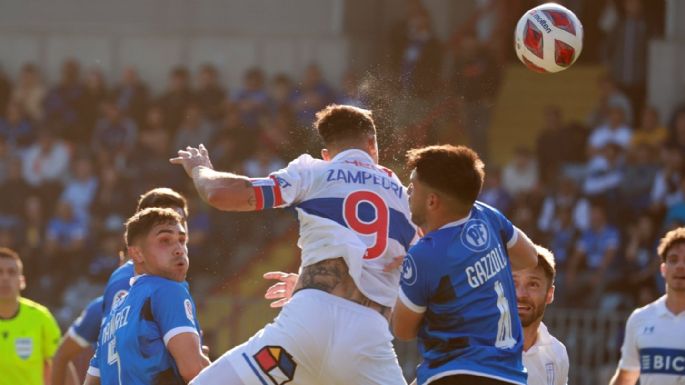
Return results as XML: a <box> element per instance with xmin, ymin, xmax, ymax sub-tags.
<box><xmin>401</xmin><ymin>254</ymin><xmax>418</xmax><ymax>286</ymax></box>
<box><xmin>15</xmin><ymin>338</ymin><xmax>33</xmax><ymax>360</ymax></box>
<box><xmin>253</xmin><ymin>345</ymin><xmax>296</xmax><ymax>385</ymax></box>
<box><xmin>184</xmin><ymin>299</ymin><xmax>195</xmax><ymax>325</ymax></box>
<box><xmin>112</xmin><ymin>289</ymin><xmax>128</xmax><ymax>310</ymax></box>
<box><xmin>461</xmin><ymin>219</ymin><xmax>490</xmax><ymax>252</ymax></box>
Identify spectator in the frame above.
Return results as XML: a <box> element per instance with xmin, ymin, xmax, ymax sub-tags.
<box><xmin>548</xmin><ymin>205</ymin><xmax>579</xmax><ymax>274</ymax></box>
<box><xmin>235</xmin><ymin>67</ymin><xmax>269</xmax><ymax>129</ymax></box>
<box><xmin>242</xmin><ymin>146</ymin><xmax>285</xmax><ymax>178</ymax></box>
<box><xmin>618</xmin><ymin>143</ymin><xmax>659</xmax><ymax>220</ymax></box>
<box><xmin>44</xmin><ymin>59</ymin><xmax>86</xmax><ymax>141</ymax></box>
<box><xmin>267</xmin><ymin>73</ymin><xmax>295</xmax><ymax>112</ymax></box>
<box><xmin>604</xmin><ymin>0</ymin><xmax>652</xmax><ymax>121</ymax></box>
<box><xmin>173</xmin><ymin>104</ymin><xmax>214</xmax><ymax>150</ymax></box>
<box><xmin>112</xmin><ymin>66</ymin><xmax>149</xmax><ymax>126</ymax></box>
<box><xmin>479</xmin><ymin>167</ymin><xmax>512</xmax><ymax>214</ymax></box>
<box><xmin>17</xmin><ymin>195</ymin><xmax>45</xmax><ymax>282</ymax></box>
<box><xmin>667</xmin><ymin>106</ymin><xmax>685</xmax><ymax>153</ymax></box>
<box><xmin>502</xmin><ymin>147</ymin><xmax>539</xmax><ymax>197</ymax></box>
<box><xmin>292</xmin><ymin>64</ymin><xmax>335</xmax><ymax>126</ymax></box>
<box><xmin>451</xmin><ymin>31</ymin><xmax>501</xmax><ymax>161</ymax></box>
<box><xmin>91</xmin><ymin>98</ymin><xmax>138</xmax><ymax>158</ymax></box>
<box><xmin>583</xmin><ymin>143</ymin><xmax>624</xmax><ymax>206</ymax></box>
<box><xmin>11</xmin><ymin>63</ymin><xmax>46</xmax><ymax>122</ymax></box>
<box><xmin>60</xmin><ymin>156</ymin><xmax>99</xmax><ymax>224</ymax></box>
<box><xmin>0</xmin><ymin>157</ymin><xmax>32</xmax><ymax>220</ymax></box>
<box><xmin>0</xmin><ymin>102</ymin><xmax>35</xmax><ymax>150</ymax></box>
<box><xmin>536</xmin><ymin>105</ymin><xmax>566</xmax><ymax>184</ymax></box>
<box><xmin>194</xmin><ymin>63</ymin><xmax>226</xmax><ymax>122</ymax></box>
<box><xmin>621</xmin><ymin>214</ymin><xmax>660</xmax><ymax>304</ymax></box>
<box><xmin>664</xmin><ymin>179</ymin><xmax>685</xmax><ymax>229</ymax></box>
<box><xmin>81</xmin><ymin>68</ymin><xmax>109</xmax><ymax>140</ymax></box>
<box><xmin>566</xmin><ymin>200</ymin><xmax>620</xmax><ymax>307</ymax></box>
<box><xmin>587</xmin><ymin>74</ymin><xmax>633</xmax><ymax>128</ymax></box>
<box><xmin>44</xmin><ymin>200</ymin><xmax>87</xmax><ymax>288</ymax></box>
<box><xmin>538</xmin><ymin>176</ymin><xmax>590</xmax><ymax>234</ymax></box>
<box><xmin>588</xmin><ymin>105</ymin><xmax>632</xmax><ymax>155</ymax></box>
<box><xmin>21</xmin><ymin>128</ymin><xmax>70</xmax><ymax>202</ymax></box>
<box><xmin>650</xmin><ymin>146</ymin><xmax>684</xmax><ymax>216</ymax></box>
<box><xmin>630</xmin><ymin>106</ymin><xmax>667</xmax><ymax>154</ymax></box>
<box><xmin>128</xmin><ymin>125</ymin><xmax>181</xmax><ymax>194</ymax></box>
<box><xmin>157</xmin><ymin>66</ymin><xmax>193</xmax><ymax>132</ymax></box>
<box><xmin>90</xmin><ymin>164</ymin><xmax>132</xmax><ymax>235</ymax></box>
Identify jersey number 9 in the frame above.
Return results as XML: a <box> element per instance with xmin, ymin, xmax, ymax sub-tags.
<box><xmin>343</xmin><ymin>190</ymin><xmax>390</xmax><ymax>260</ymax></box>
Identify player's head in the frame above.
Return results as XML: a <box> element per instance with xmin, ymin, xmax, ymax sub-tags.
<box><xmin>657</xmin><ymin>227</ymin><xmax>685</xmax><ymax>293</ymax></box>
<box><xmin>125</xmin><ymin>208</ymin><xmax>188</xmax><ymax>282</ymax></box>
<box><xmin>137</xmin><ymin>187</ymin><xmax>188</xmax><ymax>219</ymax></box>
<box><xmin>405</xmin><ymin>145</ymin><xmax>484</xmax><ymax>229</ymax></box>
<box><xmin>314</xmin><ymin>104</ymin><xmax>379</xmax><ymax>163</ymax></box>
<box><xmin>0</xmin><ymin>247</ymin><xmax>25</xmax><ymax>301</ymax></box>
<box><xmin>513</xmin><ymin>245</ymin><xmax>556</xmax><ymax>328</ymax></box>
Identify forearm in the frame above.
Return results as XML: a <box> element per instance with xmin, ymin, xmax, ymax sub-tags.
<box><xmin>609</xmin><ymin>368</ymin><xmax>640</xmax><ymax>385</ymax></box>
<box><xmin>83</xmin><ymin>374</ymin><xmax>101</xmax><ymax>385</ymax></box>
<box><xmin>191</xmin><ymin>166</ymin><xmax>256</xmax><ymax>211</ymax></box>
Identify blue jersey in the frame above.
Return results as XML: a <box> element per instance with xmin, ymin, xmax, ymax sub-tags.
<box><xmin>89</xmin><ymin>275</ymin><xmax>200</xmax><ymax>385</ymax></box>
<box><xmin>68</xmin><ymin>296</ymin><xmax>103</xmax><ymax>347</ymax></box>
<box><xmin>399</xmin><ymin>201</ymin><xmax>526</xmax><ymax>385</ymax></box>
<box><xmin>102</xmin><ymin>260</ymin><xmax>135</xmax><ymax>316</ymax></box>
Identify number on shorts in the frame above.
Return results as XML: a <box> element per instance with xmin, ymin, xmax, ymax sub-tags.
<box><xmin>494</xmin><ymin>280</ymin><xmax>516</xmax><ymax>349</ymax></box>
<box><xmin>343</xmin><ymin>191</ymin><xmax>389</xmax><ymax>260</ymax></box>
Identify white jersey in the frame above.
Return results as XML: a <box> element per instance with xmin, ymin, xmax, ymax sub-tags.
<box><xmin>253</xmin><ymin>149</ymin><xmax>417</xmax><ymax>307</ymax></box>
<box><xmin>522</xmin><ymin>323</ymin><xmax>569</xmax><ymax>385</ymax></box>
<box><xmin>618</xmin><ymin>295</ymin><xmax>685</xmax><ymax>385</ymax></box>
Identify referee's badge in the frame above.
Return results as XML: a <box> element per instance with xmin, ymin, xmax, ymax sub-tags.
<box><xmin>15</xmin><ymin>337</ymin><xmax>33</xmax><ymax>360</ymax></box>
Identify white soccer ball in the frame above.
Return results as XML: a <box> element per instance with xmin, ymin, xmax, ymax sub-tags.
<box><xmin>514</xmin><ymin>2</ymin><xmax>584</xmax><ymax>73</ymax></box>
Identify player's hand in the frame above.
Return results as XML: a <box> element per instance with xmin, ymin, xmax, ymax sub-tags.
<box><xmin>383</xmin><ymin>255</ymin><xmax>405</xmax><ymax>272</ymax></box>
<box><xmin>263</xmin><ymin>271</ymin><xmax>298</xmax><ymax>308</ymax></box>
<box><xmin>170</xmin><ymin>144</ymin><xmax>214</xmax><ymax>177</ymax></box>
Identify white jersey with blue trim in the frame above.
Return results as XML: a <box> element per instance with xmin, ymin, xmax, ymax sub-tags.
<box><xmin>618</xmin><ymin>295</ymin><xmax>685</xmax><ymax>385</ymax></box>
<box><xmin>252</xmin><ymin>149</ymin><xmax>417</xmax><ymax>307</ymax></box>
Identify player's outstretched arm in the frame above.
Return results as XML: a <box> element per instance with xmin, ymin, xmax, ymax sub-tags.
<box><xmin>392</xmin><ymin>300</ymin><xmax>423</xmax><ymax>341</ymax></box>
<box><xmin>609</xmin><ymin>368</ymin><xmax>640</xmax><ymax>385</ymax></box>
<box><xmin>170</xmin><ymin>145</ymin><xmax>257</xmax><ymax>212</ymax></box>
<box><xmin>51</xmin><ymin>336</ymin><xmax>86</xmax><ymax>385</ymax></box>
<box><xmin>167</xmin><ymin>332</ymin><xmax>211</xmax><ymax>382</ymax></box>
<box><xmin>507</xmin><ymin>227</ymin><xmax>537</xmax><ymax>271</ymax></box>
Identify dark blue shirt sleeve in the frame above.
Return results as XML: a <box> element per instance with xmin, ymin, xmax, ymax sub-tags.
<box><xmin>151</xmin><ymin>282</ymin><xmax>200</xmax><ymax>346</ymax></box>
<box><xmin>69</xmin><ymin>296</ymin><xmax>104</xmax><ymax>347</ymax></box>
<box><xmin>487</xmin><ymin>204</ymin><xmax>517</xmax><ymax>247</ymax></box>
<box><xmin>399</xmin><ymin>247</ymin><xmax>429</xmax><ymax>313</ymax></box>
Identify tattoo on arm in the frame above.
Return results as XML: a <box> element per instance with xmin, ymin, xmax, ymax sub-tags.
<box><xmin>299</xmin><ymin>258</ymin><xmax>348</xmax><ymax>293</ymax></box>
<box><xmin>244</xmin><ymin>180</ymin><xmax>256</xmax><ymax>208</ymax></box>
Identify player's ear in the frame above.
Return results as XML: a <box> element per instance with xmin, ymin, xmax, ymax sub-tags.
<box><xmin>18</xmin><ymin>274</ymin><xmax>26</xmax><ymax>291</ymax></box>
<box><xmin>321</xmin><ymin>148</ymin><xmax>331</xmax><ymax>161</ymax></box>
<box><xmin>546</xmin><ymin>284</ymin><xmax>555</xmax><ymax>305</ymax></box>
<box><xmin>367</xmin><ymin>136</ymin><xmax>379</xmax><ymax>163</ymax></box>
<box><xmin>660</xmin><ymin>262</ymin><xmax>666</xmax><ymax>278</ymax></box>
<box><xmin>128</xmin><ymin>246</ymin><xmax>144</xmax><ymax>263</ymax></box>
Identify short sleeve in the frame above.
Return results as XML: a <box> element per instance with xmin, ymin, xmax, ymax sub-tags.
<box><xmin>252</xmin><ymin>154</ymin><xmax>316</xmax><ymax>209</ymax></box>
<box><xmin>151</xmin><ymin>282</ymin><xmax>199</xmax><ymax>346</ymax></box>
<box><xmin>398</xmin><ymin>250</ymin><xmax>429</xmax><ymax>314</ymax></box>
<box><xmin>486</xmin><ymin>204</ymin><xmax>517</xmax><ymax>247</ymax></box>
<box><xmin>41</xmin><ymin>307</ymin><xmax>62</xmax><ymax>359</ymax></box>
<box><xmin>69</xmin><ymin>296</ymin><xmax>104</xmax><ymax>347</ymax></box>
<box><xmin>618</xmin><ymin>312</ymin><xmax>641</xmax><ymax>371</ymax></box>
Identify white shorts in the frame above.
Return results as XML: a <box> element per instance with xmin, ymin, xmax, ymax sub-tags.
<box><xmin>191</xmin><ymin>289</ymin><xmax>406</xmax><ymax>385</ymax></box>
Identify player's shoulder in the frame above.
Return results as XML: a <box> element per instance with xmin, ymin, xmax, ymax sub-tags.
<box><xmin>548</xmin><ymin>333</ymin><xmax>569</xmax><ymax>363</ymax></box>
<box><xmin>85</xmin><ymin>296</ymin><xmax>104</xmax><ymax>312</ymax></box>
<box><xmin>473</xmin><ymin>200</ymin><xmax>505</xmax><ymax>218</ymax></box>
<box><xmin>628</xmin><ymin>295</ymin><xmax>666</xmax><ymax>323</ymax></box>
<box><xmin>107</xmin><ymin>260</ymin><xmax>134</xmax><ymax>283</ymax></box>
<box><xmin>287</xmin><ymin>153</ymin><xmax>322</xmax><ymax>169</ymax></box>
<box><xmin>19</xmin><ymin>297</ymin><xmax>56</xmax><ymax>321</ymax></box>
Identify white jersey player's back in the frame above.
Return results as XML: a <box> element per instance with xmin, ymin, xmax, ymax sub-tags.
<box><xmin>253</xmin><ymin>149</ymin><xmax>417</xmax><ymax>306</ymax></box>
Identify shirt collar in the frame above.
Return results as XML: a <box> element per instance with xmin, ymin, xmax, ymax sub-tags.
<box><xmin>535</xmin><ymin>322</ymin><xmax>553</xmax><ymax>346</ymax></box>
<box><xmin>655</xmin><ymin>295</ymin><xmax>675</xmax><ymax>318</ymax></box>
<box><xmin>331</xmin><ymin>149</ymin><xmax>374</xmax><ymax>163</ymax></box>
<box><xmin>129</xmin><ymin>274</ymin><xmax>148</xmax><ymax>286</ymax></box>
<box><xmin>438</xmin><ymin>211</ymin><xmax>472</xmax><ymax>230</ymax></box>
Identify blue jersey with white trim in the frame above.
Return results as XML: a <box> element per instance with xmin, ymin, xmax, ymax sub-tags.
<box><xmin>68</xmin><ymin>296</ymin><xmax>103</xmax><ymax>347</ymax></box>
<box><xmin>102</xmin><ymin>260</ymin><xmax>134</xmax><ymax>316</ymax></box>
<box><xmin>400</xmin><ymin>202</ymin><xmax>526</xmax><ymax>385</ymax></box>
<box><xmin>251</xmin><ymin>149</ymin><xmax>417</xmax><ymax>307</ymax></box>
<box><xmin>89</xmin><ymin>275</ymin><xmax>200</xmax><ymax>385</ymax></box>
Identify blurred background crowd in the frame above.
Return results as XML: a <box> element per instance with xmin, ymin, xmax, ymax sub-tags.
<box><xmin>0</xmin><ymin>0</ymin><xmax>682</xmax><ymax>381</ymax></box>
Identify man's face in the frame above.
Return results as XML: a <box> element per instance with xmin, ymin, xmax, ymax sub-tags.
<box><xmin>513</xmin><ymin>265</ymin><xmax>553</xmax><ymax>327</ymax></box>
<box><xmin>408</xmin><ymin>170</ymin><xmax>428</xmax><ymax>228</ymax></box>
<box><xmin>134</xmin><ymin>221</ymin><xmax>189</xmax><ymax>282</ymax></box>
<box><xmin>662</xmin><ymin>242</ymin><xmax>685</xmax><ymax>293</ymax></box>
<box><xmin>0</xmin><ymin>258</ymin><xmax>24</xmax><ymax>301</ymax></box>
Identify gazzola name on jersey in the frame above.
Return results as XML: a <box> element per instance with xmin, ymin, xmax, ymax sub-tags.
<box><xmin>325</xmin><ymin>167</ymin><xmax>403</xmax><ymax>199</ymax></box>
<box><xmin>100</xmin><ymin>305</ymin><xmax>131</xmax><ymax>344</ymax></box>
<box><xmin>465</xmin><ymin>245</ymin><xmax>508</xmax><ymax>288</ymax></box>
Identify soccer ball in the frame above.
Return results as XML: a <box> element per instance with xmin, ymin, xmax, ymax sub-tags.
<box><xmin>514</xmin><ymin>2</ymin><xmax>583</xmax><ymax>73</ymax></box>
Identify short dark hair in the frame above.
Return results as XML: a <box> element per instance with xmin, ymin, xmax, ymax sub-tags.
<box><xmin>535</xmin><ymin>245</ymin><xmax>556</xmax><ymax>286</ymax></box>
<box><xmin>406</xmin><ymin>145</ymin><xmax>485</xmax><ymax>206</ymax></box>
<box><xmin>124</xmin><ymin>207</ymin><xmax>184</xmax><ymax>247</ymax></box>
<box><xmin>657</xmin><ymin>227</ymin><xmax>685</xmax><ymax>262</ymax></box>
<box><xmin>314</xmin><ymin>104</ymin><xmax>376</xmax><ymax>146</ymax></box>
<box><xmin>0</xmin><ymin>247</ymin><xmax>22</xmax><ymax>273</ymax></box>
<box><xmin>136</xmin><ymin>188</ymin><xmax>188</xmax><ymax>218</ymax></box>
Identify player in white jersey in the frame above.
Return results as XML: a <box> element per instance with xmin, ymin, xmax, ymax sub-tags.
<box><xmin>610</xmin><ymin>227</ymin><xmax>685</xmax><ymax>385</ymax></box>
<box><xmin>513</xmin><ymin>245</ymin><xmax>568</xmax><ymax>385</ymax></box>
<box><xmin>171</xmin><ymin>105</ymin><xmax>417</xmax><ymax>385</ymax></box>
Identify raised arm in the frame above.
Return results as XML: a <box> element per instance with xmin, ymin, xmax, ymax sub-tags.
<box><xmin>507</xmin><ymin>227</ymin><xmax>537</xmax><ymax>271</ymax></box>
<box><xmin>170</xmin><ymin>145</ymin><xmax>257</xmax><ymax>212</ymax></box>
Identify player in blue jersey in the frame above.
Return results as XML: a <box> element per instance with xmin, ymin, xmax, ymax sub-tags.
<box><xmin>84</xmin><ymin>207</ymin><xmax>210</xmax><ymax>385</ymax></box>
<box><xmin>51</xmin><ymin>296</ymin><xmax>103</xmax><ymax>385</ymax></box>
<box><xmin>393</xmin><ymin>145</ymin><xmax>538</xmax><ymax>385</ymax></box>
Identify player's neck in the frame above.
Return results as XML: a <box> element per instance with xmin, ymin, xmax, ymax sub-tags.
<box><xmin>0</xmin><ymin>297</ymin><xmax>20</xmax><ymax>319</ymax></box>
<box><xmin>522</xmin><ymin>319</ymin><xmax>542</xmax><ymax>352</ymax></box>
<box><xmin>425</xmin><ymin>211</ymin><xmax>470</xmax><ymax>233</ymax></box>
<box><xmin>665</xmin><ymin>290</ymin><xmax>685</xmax><ymax>315</ymax></box>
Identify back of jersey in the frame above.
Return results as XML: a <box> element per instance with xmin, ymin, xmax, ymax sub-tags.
<box><xmin>264</xmin><ymin>149</ymin><xmax>416</xmax><ymax>307</ymax></box>
<box><xmin>399</xmin><ymin>202</ymin><xmax>526</xmax><ymax>385</ymax></box>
